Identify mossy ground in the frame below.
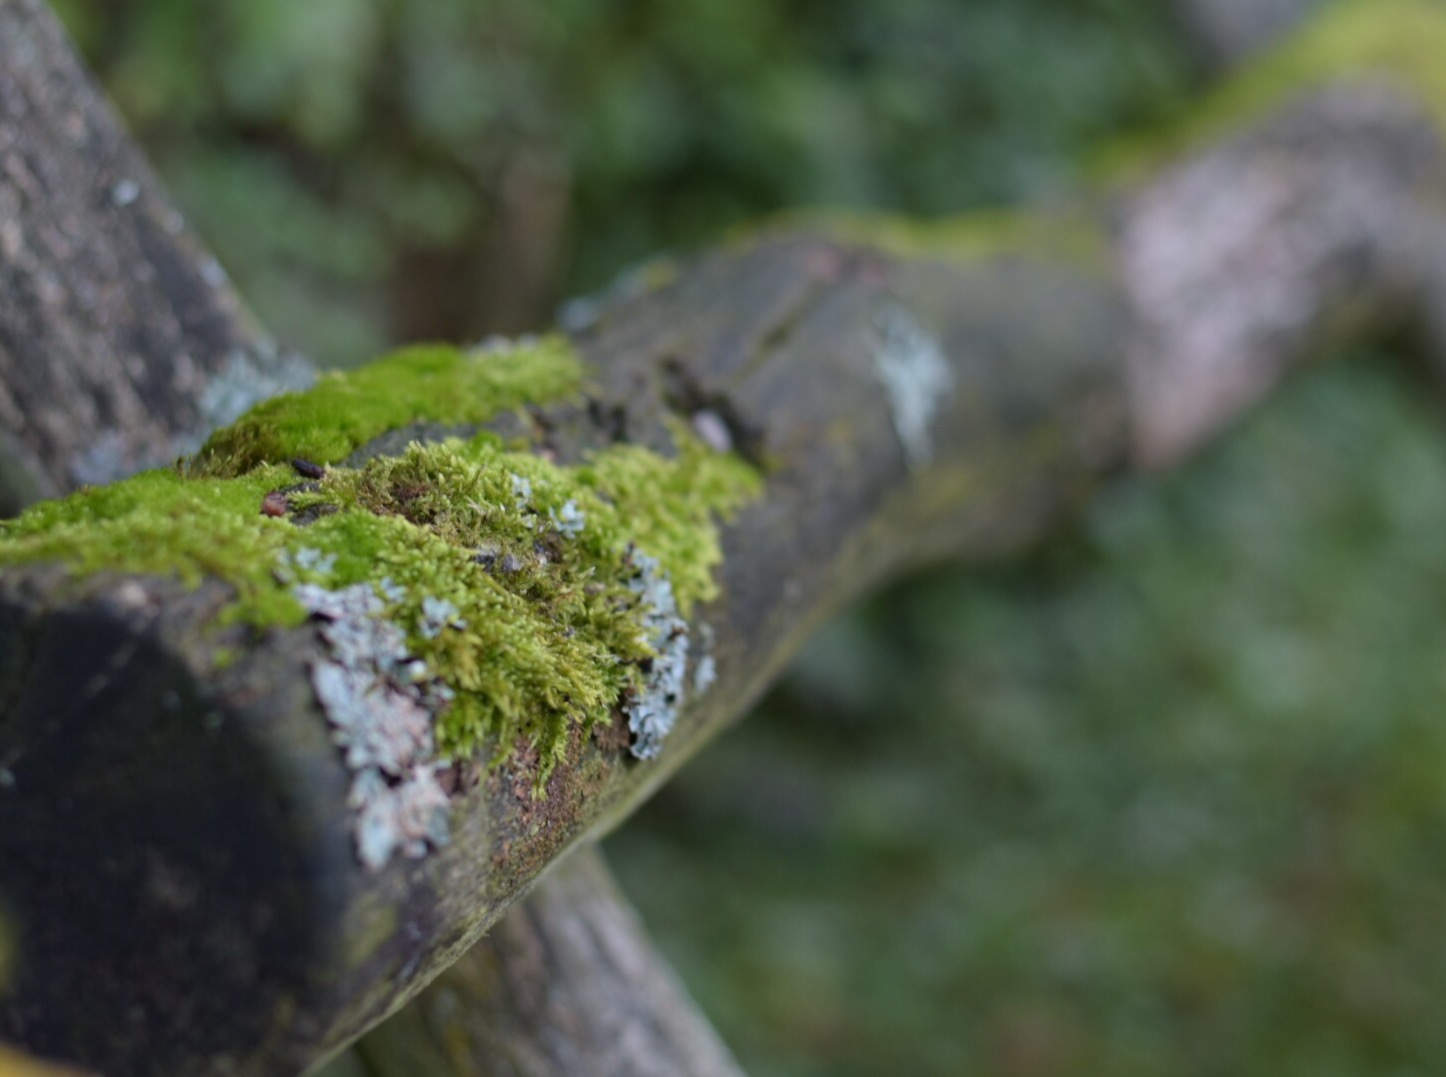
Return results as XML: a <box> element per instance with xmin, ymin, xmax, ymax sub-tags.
<box><xmin>0</xmin><ymin>339</ymin><xmax>758</xmax><ymax>772</ymax></box>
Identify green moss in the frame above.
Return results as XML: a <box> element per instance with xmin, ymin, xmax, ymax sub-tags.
<box><xmin>191</xmin><ymin>335</ymin><xmax>584</xmax><ymax>477</ymax></box>
<box><xmin>0</xmin><ymin>464</ymin><xmax>307</xmax><ymax>625</ymax></box>
<box><xmin>1096</xmin><ymin>0</ymin><xmax>1446</xmax><ymax>179</ymax></box>
<box><xmin>742</xmin><ymin>207</ymin><xmax>1111</xmax><ymax>269</ymax></box>
<box><xmin>0</xmin><ymin>343</ymin><xmax>758</xmax><ymax>775</ymax></box>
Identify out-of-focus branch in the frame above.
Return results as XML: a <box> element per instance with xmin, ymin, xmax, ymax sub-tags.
<box><xmin>345</xmin><ymin>846</ymin><xmax>743</xmax><ymax>1077</ymax></box>
<box><xmin>0</xmin><ymin>0</ymin><xmax>311</xmax><ymax>513</ymax></box>
<box><xmin>1172</xmin><ymin>0</ymin><xmax>1323</xmax><ymax>70</ymax></box>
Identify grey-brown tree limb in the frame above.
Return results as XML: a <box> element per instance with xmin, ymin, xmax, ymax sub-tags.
<box><xmin>0</xmin><ymin>0</ymin><xmax>312</xmax><ymax>515</ymax></box>
<box><xmin>340</xmin><ymin>845</ymin><xmax>743</xmax><ymax>1077</ymax></box>
<box><xmin>7</xmin><ymin>1</ymin><xmax>1446</xmax><ymax>1075</ymax></box>
<box><xmin>0</xmin><ymin>3</ymin><xmax>741</xmax><ymax>1076</ymax></box>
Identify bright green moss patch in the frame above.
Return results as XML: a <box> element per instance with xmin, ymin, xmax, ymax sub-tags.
<box><xmin>1096</xmin><ymin>0</ymin><xmax>1446</xmax><ymax>179</ymax></box>
<box><xmin>191</xmin><ymin>335</ymin><xmax>584</xmax><ymax>477</ymax></box>
<box><xmin>306</xmin><ymin>434</ymin><xmax>757</xmax><ymax>764</ymax></box>
<box><xmin>0</xmin><ymin>464</ymin><xmax>307</xmax><ymax>625</ymax></box>
<box><xmin>0</xmin><ymin>372</ymin><xmax>758</xmax><ymax>774</ymax></box>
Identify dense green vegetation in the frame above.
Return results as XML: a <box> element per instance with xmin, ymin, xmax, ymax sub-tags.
<box><xmin>49</xmin><ymin>0</ymin><xmax>1446</xmax><ymax>1072</ymax></box>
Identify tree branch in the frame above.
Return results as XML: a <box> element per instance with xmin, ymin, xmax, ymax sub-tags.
<box><xmin>0</xmin><ymin>0</ymin><xmax>311</xmax><ymax>512</ymax></box>
<box><xmin>0</xmin><ymin>4</ymin><xmax>739</xmax><ymax>1076</ymax></box>
<box><xmin>342</xmin><ymin>845</ymin><xmax>743</xmax><ymax>1077</ymax></box>
<box><xmin>5</xmin><ymin>4</ymin><xmax>1446</xmax><ymax>1076</ymax></box>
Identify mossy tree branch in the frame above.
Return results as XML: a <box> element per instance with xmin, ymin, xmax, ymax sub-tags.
<box><xmin>0</xmin><ymin>3</ymin><xmax>739</xmax><ymax>1076</ymax></box>
<box><xmin>6</xmin><ymin>2</ymin><xmax>1446</xmax><ymax>1076</ymax></box>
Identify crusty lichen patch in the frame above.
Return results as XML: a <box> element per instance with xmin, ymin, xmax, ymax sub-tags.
<box><xmin>0</xmin><ymin>337</ymin><xmax>758</xmax><ymax>866</ymax></box>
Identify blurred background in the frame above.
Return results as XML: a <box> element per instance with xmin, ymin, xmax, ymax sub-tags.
<box><xmin>48</xmin><ymin>0</ymin><xmax>1446</xmax><ymax>1073</ymax></box>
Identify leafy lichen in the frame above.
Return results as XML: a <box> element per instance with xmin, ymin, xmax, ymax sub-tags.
<box><xmin>0</xmin><ymin>337</ymin><xmax>759</xmax><ymax>807</ymax></box>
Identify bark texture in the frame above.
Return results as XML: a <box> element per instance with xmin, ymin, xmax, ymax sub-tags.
<box><xmin>342</xmin><ymin>846</ymin><xmax>743</xmax><ymax>1077</ymax></box>
<box><xmin>0</xmin><ymin>6</ymin><xmax>738</xmax><ymax>1077</ymax></box>
<box><xmin>5</xmin><ymin>7</ymin><xmax>1446</xmax><ymax>1077</ymax></box>
<box><xmin>0</xmin><ymin>0</ymin><xmax>311</xmax><ymax>513</ymax></box>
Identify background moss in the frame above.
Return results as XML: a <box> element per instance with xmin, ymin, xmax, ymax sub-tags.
<box><xmin>44</xmin><ymin>0</ymin><xmax>1446</xmax><ymax>1073</ymax></box>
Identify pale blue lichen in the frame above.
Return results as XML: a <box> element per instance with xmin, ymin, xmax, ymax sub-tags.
<box><xmin>693</xmin><ymin>622</ymin><xmax>718</xmax><ymax>695</ymax></box>
<box><xmin>282</xmin><ymin>546</ymin><xmax>337</xmax><ymax>579</ymax></box>
<box><xmin>419</xmin><ymin>596</ymin><xmax>465</xmax><ymax>640</ymax></box>
<box><xmin>0</xmin><ymin>335</ymin><xmax>761</xmax><ymax>839</ymax></box>
<box><xmin>296</xmin><ymin>580</ymin><xmax>451</xmax><ymax>871</ymax></box>
<box><xmin>622</xmin><ymin>549</ymin><xmax>690</xmax><ymax>760</ymax></box>
<box><xmin>872</xmin><ymin>302</ymin><xmax>955</xmax><ymax>467</ymax></box>
<box><xmin>549</xmin><ymin>499</ymin><xmax>585</xmax><ymax>538</ymax></box>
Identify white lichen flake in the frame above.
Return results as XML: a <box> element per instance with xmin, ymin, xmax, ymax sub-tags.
<box><xmin>549</xmin><ymin>499</ymin><xmax>585</xmax><ymax>538</ymax></box>
<box><xmin>622</xmin><ymin>550</ymin><xmax>689</xmax><ymax>760</ymax></box>
<box><xmin>419</xmin><ymin>595</ymin><xmax>465</xmax><ymax>640</ymax></box>
<box><xmin>872</xmin><ymin>302</ymin><xmax>954</xmax><ymax>467</ymax></box>
<box><xmin>294</xmin><ymin>580</ymin><xmax>453</xmax><ymax>872</ymax></box>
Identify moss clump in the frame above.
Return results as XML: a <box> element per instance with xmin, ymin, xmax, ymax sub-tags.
<box><xmin>191</xmin><ymin>335</ymin><xmax>584</xmax><ymax>477</ymax></box>
<box><xmin>0</xmin><ymin>464</ymin><xmax>307</xmax><ymax>625</ymax></box>
<box><xmin>1096</xmin><ymin>0</ymin><xmax>1446</xmax><ymax>179</ymax></box>
<box><xmin>0</xmin><ymin>342</ymin><xmax>758</xmax><ymax>774</ymax></box>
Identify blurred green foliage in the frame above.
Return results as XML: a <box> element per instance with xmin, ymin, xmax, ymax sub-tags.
<box><xmin>54</xmin><ymin>0</ymin><xmax>1188</xmax><ymax>362</ymax></box>
<box><xmin>51</xmin><ymin>0</ymin><xmax>1446</xmax><ymax>1074</ymax></box>
<box><xmin>610</xmin><ymin>363</ymin><xmax>1446</xmax><ymax>1075</ymax></box>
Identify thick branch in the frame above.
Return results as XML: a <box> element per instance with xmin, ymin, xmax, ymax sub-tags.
<box><xmin>343</xmin><ymin>845</ymin><xmax>743</xmax><ymax>1077</ymax></box>
<box><xmin>0</xmin><ymin>0</ymin><xmax>311</xmax><ymax>512</ymax></box>
<box><xmin>6</xmin><ymin>8</ymin><xmax>1446</xmax><ymax>1077</ymax></box>
<box><xmin>0</xmin><ymin>5</ymin><xmax>737</xmax><ymax>1077</ymax></box>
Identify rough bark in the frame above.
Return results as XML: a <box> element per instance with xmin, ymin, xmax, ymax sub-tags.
<box><xmin>0</xmin><ymin>0</ymin><xmax>311</xmax><ymax>513</ymax></box>
<box><xmin>338</xmin><ymin>845</ymin><xmax>743</xmax><ymax>1077</ymax></box>
<box><xmin>5</xmin><ymin>7</ymin><xmax>1446</xmax><ymax>1077</ymax></box>
<box><xmin>0</xmin><ymin>5</ymin><xmax>736</xmax><ymax>1076</ymax></box>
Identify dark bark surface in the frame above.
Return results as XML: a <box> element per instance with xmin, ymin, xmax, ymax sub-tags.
<box><xmin>344</xmin><ymin>845</ymin><xmax>743</xmax><ymax>1077</ymax></box>
<box><xmin>0</xmin><ymin>0</ymin><xmax>312</xmax><ymax>513</ymax></box>
<box><xmin>0</xmin><ymin>221</ymin><xmax>1127</xmax><ymax>1077</ymax></box>
<box><xmin>5</xmin><ymin>6</ymin><xmax>1446</xmax><ymax>1077</ymax></box>
<box><xmin>0</xmin><ymin>5</ymin><xmax>739</xmax><ymax>1076</ymax></box>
